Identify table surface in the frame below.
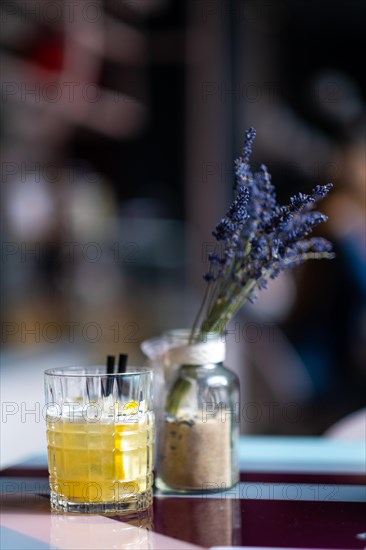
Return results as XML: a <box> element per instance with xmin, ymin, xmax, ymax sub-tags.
<box><xmin>1</xmin><ymin>436</ymin><xmax>365</xmax><ymax>550</ymax></box>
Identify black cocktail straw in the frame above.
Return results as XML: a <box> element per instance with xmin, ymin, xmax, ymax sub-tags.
<box><xmin>117</xmin><ymin>354</ymin><xmax>128</xmax><ymax>398</ymax></box>
<box><xmin>105</xmin><ymin>355</ymin><xmax>115</xmax><ymax>396</ymax></box>
<box><xmin>107</xmin><ymin>355</ymin><xmax>115</xmax><ymax>374</ymax></box>
<box><xmin>118</xmin><ymin>353</ymin><xmax>128</xmax><ymax>374</ymax></box>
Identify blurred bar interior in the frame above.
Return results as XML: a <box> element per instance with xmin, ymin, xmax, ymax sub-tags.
<box><xmin>1</xmin><ymin>0</ymin><xmax>365</xmax><ymax>466</ymax></box>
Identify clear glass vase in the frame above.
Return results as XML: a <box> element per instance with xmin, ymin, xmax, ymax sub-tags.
<box><xmin>153</xmin><ymin>329</ymin><xmax>240</xmax><ymax>493</ymax></box>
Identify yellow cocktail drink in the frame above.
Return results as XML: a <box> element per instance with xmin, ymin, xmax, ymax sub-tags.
<box><xmin>47</xmin><ymin>414</ymin><xmax>154</xmax><ymax>504</ymax></box>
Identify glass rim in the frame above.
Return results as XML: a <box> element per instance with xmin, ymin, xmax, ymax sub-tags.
<box><xmin>44</xmin><ymin>365</ymin><xmax>152</xmax><ymax>378</ymax></box>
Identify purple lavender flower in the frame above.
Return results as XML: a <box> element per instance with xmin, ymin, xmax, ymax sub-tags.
<box><xmin>228</xmin><ymin>187</ymin><xmax>249</xmax><ymax>223</ymax></box>
<box><xmin>235</xmin><ymin>127</ymin><xmax>256</xmax><ymax>187</ymax></box>
<box><xmin>192</xmin><ymin>128</ymin><xmax>335</xmax><ymax>338</ymax></box>
<box><xmin>212</xmin><ymin>218</ymin><xmax>235</xmax><ymax>242</ymax></box>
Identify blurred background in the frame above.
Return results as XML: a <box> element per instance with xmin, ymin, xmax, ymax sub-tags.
<box><xmin>1</xmin><ymin>0</ymin><xmax>365</xmax><ymax>466</ymax></box>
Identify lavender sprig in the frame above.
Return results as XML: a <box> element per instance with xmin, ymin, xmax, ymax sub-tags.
<box><xmin>192</xmin><ymin>128</ymin><xmax>334</xmax><ymax>339</ymax></box>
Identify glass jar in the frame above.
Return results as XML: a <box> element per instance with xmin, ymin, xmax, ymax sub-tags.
<box><xmin>156</xmin><ymin>329</ymin><xmax>240</xmax><ymax>493</ymax></box>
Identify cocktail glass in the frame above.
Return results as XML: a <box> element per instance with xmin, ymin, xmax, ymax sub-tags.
<box><xmin>44</xmin><ymin>366</ymin><xmax>154</xmax><ymax>514</ymax></box>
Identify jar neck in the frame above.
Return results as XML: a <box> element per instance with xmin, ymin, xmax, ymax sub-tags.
<box><xmin>165</xmin><ymin>328</ymin><xmax>220</xmax><ymax>344</ymax></box>
<box><xmin>180</xmin><ymin>362</ymin><xmax>223</xmax><ymax>372</ymax></box>
<box><xmin>164</xmin><ymin>329</ymin><xmax>226</xmax><ymax>366</ymax></box>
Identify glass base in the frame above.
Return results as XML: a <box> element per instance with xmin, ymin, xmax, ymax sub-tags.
<box><xmin>155</xmin><ymin>475</ymin><xmax>239</xmax><ymax>494</ymax></box>
<box><xmin>50</xmin><ymin>489</ymin><xmax>153</xmax><ymax>514</ymax></box>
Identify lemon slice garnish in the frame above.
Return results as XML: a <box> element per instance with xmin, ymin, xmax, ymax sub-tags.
<box><xmin>123</xmin><ymin>401</ymin><xmax>139</xmax><ymax>414</ymax></box>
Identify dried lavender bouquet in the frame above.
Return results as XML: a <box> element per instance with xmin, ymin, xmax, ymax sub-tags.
<box><xmin>159</xmin><ymin>129</ymin><xmax>334</xmax><ymax>492</ymax></box>
<box><xmin>191</xmin><ymin>128</ymin><xmax>334</xmax><ymax>340</ymax></box>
